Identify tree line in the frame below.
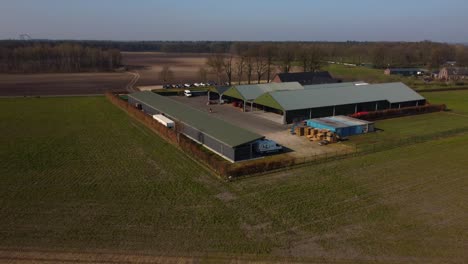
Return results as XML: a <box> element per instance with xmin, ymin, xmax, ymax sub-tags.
<box><xmin>0</xmin><ymin>42</ymin><xmax>121</xmax><ymax>73</ymax></box>
<box><xmin>2</xmin><ymin>40</ymin><xmax>468</xmax><ymax>76</ymax></box>
<box><xmin>202</xmin><ymin>41</ymin><xmax>468</xmax><ymax>86</ymax></box>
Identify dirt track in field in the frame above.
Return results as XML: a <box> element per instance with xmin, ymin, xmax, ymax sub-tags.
<box><xmin>0</xmin><ymin>72</ymin><xmax>133</xmax><ymax>96</ymax></box>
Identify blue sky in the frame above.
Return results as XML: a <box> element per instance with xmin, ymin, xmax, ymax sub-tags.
<box><xmin>1</xmin><ymin>0</ymin><xmax>467</xmax><ymax>42</ymax></box>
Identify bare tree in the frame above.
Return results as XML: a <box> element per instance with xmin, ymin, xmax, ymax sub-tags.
<box><xmin>308</xmin><ymin>46</ymin><xmax>324</xmax><ymax>72</ymax></box>
<box><xmin>224</xmin><ymin>55</ymin><xmax>234</xmax><ymax>86</ymax></box>
<box><xmin>159</xmin><ymin>65</ymin><xmax>174</xmax><ymax>84</ymax></box>
<box><xmin>297</xmin><ymin>46</ymin><xmax>310</xmax><ymax>72</ymax></box>
<box><xmin>235</xmin><ymin>56</ymin><xmax>245</xmax><ymax>85</ymax></box>
<box><xmin>206</xmin><ymin>54</ymin><xmax>224</xmax><ymax>84</ymax></box>
<box><xmin>260</xmin><ymin>44</ymin><xmax>276</xmax><ymax>82</ymax></box>
<box><xmin>254</xmin><ymin>53</ymin><xmax>268</xmax><ymax>84</ymax></box>
<box><xmin>198</xmin><ymin>67</ymin><xmax>208</xmax><ymax>82</ymax></box>
<box><xmin>244</xmin><ymin>47</ymin><xmax>256</xmax><ymax>84</ymax></box>
<box><xmin>278</xmin><ymin>45</ymin><xmax>295</xmax><ymax>73</ymax></box>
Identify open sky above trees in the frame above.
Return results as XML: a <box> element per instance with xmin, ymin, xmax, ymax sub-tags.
<box><xmin>1</xmin><ymin>0</ymin><xmax>468</xmax><ymax>42</ymax></box>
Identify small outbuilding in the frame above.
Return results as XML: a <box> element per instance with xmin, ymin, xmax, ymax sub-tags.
<box><xmin>306</xmin><ymin>116</ymin><xmax>374</xmax><ymax>137</ymax></box>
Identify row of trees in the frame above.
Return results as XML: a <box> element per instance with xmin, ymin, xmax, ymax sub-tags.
<box><xmin>0</xmin><ymin>43</ymin><xmax>121</xmax><ymax>73</ymax></box>
<box><xmin>204</xmin><ymin>43</ymin><xmax>326</xmax><ymax>85</ymax></box>
<box><xmin>3</xmin><ymin>40</ymin><xmax>468</xmax><ymax>76</ymax></box>
<box><xmin>201</xmin><ymin>41</ymin><xmax>468</xmax><ymax>85</ymax></box>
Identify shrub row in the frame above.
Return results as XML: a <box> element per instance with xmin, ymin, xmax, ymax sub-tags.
<box><xmin>351</xmin><ymin>104</ymin><xmax>446</xmax><ymax>121</ymax></box>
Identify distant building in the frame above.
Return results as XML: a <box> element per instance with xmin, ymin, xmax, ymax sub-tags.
<box><xmin>271</xmin><ymin>71</ymin><xmax>339</xmax><ymax>85</ymax></box>
<box><xmin>384</xmin><ymin>68</ymin><xmax>427</xmax><ymax>76</ymax></box>
<box><xmin>438</xmin><ymin>67</ymin><xmax>468</xmax><ymax>81</ymax></box>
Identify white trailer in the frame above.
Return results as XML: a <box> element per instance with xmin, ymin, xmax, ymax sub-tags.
<box><xmin>152</xmin><ymin>114</ymin><xmax>175</xmax><ymax>128</ymax></box>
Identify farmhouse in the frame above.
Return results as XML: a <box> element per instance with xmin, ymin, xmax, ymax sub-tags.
<box><xmin>253</xmin><ymin>82</ymin><xmax>426</xmax><ymax>124</ymax></box>
<box><xmin>128</xmin><ymin>91</ymin><xmax>264</xmax><ymax>162</ymax></box>
<box><xmin>271</xmin><ymin>71</ymin><xmax>339</xmax><ymax>85</ymax></box>
<box><xmin>438</xmin><ymin>67</ymin><xmax>468</xmax><ymax>81</ymax></box>
<box><xmin>384</xmin><ymin>68</ymin><xmax>427</xmax><ymax>76</ymax></box>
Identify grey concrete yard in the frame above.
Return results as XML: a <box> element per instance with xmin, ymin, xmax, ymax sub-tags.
<box><xmin>169</xmin><ymin>95</ymin><xmax>351</xmax><ymax>158</ymax></box>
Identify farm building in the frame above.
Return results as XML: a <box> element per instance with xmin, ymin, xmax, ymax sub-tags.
<box><xmin>222</xmin><ymin>82</ymin><xmax>304</xmax><ymax>112</ymax></box>
<box><xmin>438</xmin><ymin>67</ymin><xmax>468</xmax><ymax>81</ymax></box>
<box><xmin>253</xmin><ymin>82</ymin><xmax>426</xmax><ymax>124</ymax></box>
<box><xmin>128</xmin><ymin>91</ymin><xmax>264</xmax><ymax>162</ymax></box>
<box><xmin>306</xmin><ymin>116</ymin><xmax>374</xmax><ymax>137</ymax></box>
<box><xmin>271</xmin><ymin>71</ymin><xmax>339</xmax><ymax>85</ymax></box>
<box><xmin>384</xmin><ymin>68</ymin><xmax>427</xmax><ymax>76</ymax></box>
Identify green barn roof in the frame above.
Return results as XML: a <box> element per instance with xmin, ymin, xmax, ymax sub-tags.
<box><xmin>224</xmin><ymin>82</ymin><xmax>304</xmax><ymax>101</ymax></box>
<box><xmin>254</xmin><ymin>82</ymin><xmax>425</xmax><ymax>111</ymax></box>
<box><xmin>128</xmin><ymin>91</ymin><xmax>263</xmax><ymax>147</ymax></box>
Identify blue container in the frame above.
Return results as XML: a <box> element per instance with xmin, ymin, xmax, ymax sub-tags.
<box><xmin>306</xmin><ymin>117</ymin><xmax>363</xmax><ymax>137</ymax></box>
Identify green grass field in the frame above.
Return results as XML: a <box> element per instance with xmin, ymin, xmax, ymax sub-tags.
<box><xmin>325</xmin><ymin>64</ymin><xmax>468</xmax><ymax>90</ymax></box>
<box><xmin>348</xmin><ymin>90</ymin><xmax>468</xmax><ymax>151</ymax></box>
<box><xmin>1</xmin><ymin>95</ymin><xmax>467</xmax><ymax>262</ymax></box>
<box><xmin>423</xmin><ymin>90</ymin><xmax>468</xmax><ymax>114</ymax></box>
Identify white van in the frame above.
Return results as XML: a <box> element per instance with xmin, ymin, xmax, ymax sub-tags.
<box><xmin>254</xmin><ymin>139</ymin><xmax>283</xmax><ymax>154</ymax></box>
<box><xmin>184</xmin><ymin>90</ymin><xmax>192</xmax><ymax>97</ymax></box>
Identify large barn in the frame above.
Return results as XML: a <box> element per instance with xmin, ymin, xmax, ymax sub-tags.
<box><xmin>253</xmin><ymin>82</ymin><xmax>426</xmax><ymax>124</ymax></box>
<box><xmin>128</xmin><ymin>91</ymin><xmax>264</xmax><ymax>162</ymax></box>
<box><xmin>219</xmin><ymin>82</ymin><xmax>426</xmax><ymax>124</ymax></box>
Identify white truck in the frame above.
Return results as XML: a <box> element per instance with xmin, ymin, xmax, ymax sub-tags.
<box><xmin>152</xmin><ymin>114</ymin><xmax>175</xmax><ymax>128</ymax></box>
<box><xmin>254</xmin><ymin>139</ymin><xmax>283</xmax><ymax>154</ymax></box>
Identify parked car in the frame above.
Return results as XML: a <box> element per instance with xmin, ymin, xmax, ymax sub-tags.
<box><xmin>184</xmin><ymin>83</ymin><xmax>191</xmax><ymax>88</ymax></box>
<box><xmin>184</xmin><ymin>90</ymin><xmax>192</xmax><ymax>97</ymax></box>
<box><xmin>193</xmin><ymin>83</ymin><xmax>201</xmax><ymax>87</ymax></box>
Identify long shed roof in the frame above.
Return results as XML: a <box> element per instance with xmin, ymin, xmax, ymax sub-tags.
<box><xmin>128</xmin><ymin>91</ymin><xmax>263</xmax><ymax>147</ymax></box>
<box><xmin>254</xmin><ymin>82</ymin><xmax>425</xmax><ymax>111</ymax></box>
<box><xmin>224</xmin><ymin>82</ymin><xmax>304</xmax><ymax>101</ymax></box>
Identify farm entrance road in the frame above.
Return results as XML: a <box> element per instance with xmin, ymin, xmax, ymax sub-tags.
<box><xmin>126</xmin><ymin>71</ymin><xmax>140</xmax><ymax>92</ymax></box>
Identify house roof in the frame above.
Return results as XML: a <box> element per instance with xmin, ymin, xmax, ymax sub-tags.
<box><xmin>443</xmin><ymin>67</ymin><xmax>468</xmax><ymax>76</ymax></box>
<box><xmin>275</xmin><ymin>71</ymin><xmax>338</xmax><ymax>85</ymax></box>
<box><xmin>128</xmin><ymin>91</ymin><xmax>263</xmax><ymax>147</ymax></box>
<box><xmin>254</xmin><ymin>82</ymin><xmax>425</xmax><ymax>111</ymax></box>
<box><xmin>223</xmin><ymin>82</ymin><xmax>304</xmax><ymax>101</ymax></box>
